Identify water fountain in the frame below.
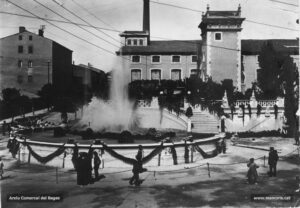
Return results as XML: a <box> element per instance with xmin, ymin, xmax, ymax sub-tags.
<box><xmin>78</xmin><ymin>58</ymin><xmax>136</xmax><ymax>132</ymax></box>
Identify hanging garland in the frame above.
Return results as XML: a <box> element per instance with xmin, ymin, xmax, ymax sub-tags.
<box><xmin>193</xmin><ymin>144</ymin><xmax>218</xmax><ymax>159</ymax></box>
<box><xmin>25</xmin><ymin>143</ymin><xmax>66</xmax><ymax>164</ymax></box>
<box><xmin>101</xmin><ymin>142</ymin><xmax>164</xmax><ymax>165</ymax></box>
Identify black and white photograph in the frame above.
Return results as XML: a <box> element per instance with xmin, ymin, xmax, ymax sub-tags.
<box><xmin>0</xmin><ymin>0</ymin><xmax>299</xmax><ymax>207</ymax></box>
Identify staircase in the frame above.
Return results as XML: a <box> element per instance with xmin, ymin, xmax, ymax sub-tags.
<box><xmin>190</xmin><ymin>111</ymin><xmax>219</xmax><ymax>133</ymax></box>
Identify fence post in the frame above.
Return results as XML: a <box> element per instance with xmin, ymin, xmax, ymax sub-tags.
<box><xmin>158</xmin><ymin>153</ymin><xmax>161</xmax><ymax>166</ymax></box>
<box><xmin>264</xmin><ymin>155</ymin><xmax>266</xmax><ymax>167</ymax></box>
<box><xmin>207</xmin><ymin>162</ymin><xmax>211</xmax><ymax>178</ymax></box>
<box><xmin>18</xmin><ymin>148</ymin><xmax>21</xmax><ymax>162</ymax></box>
<box><xmin>56</xmin><ymin>167</ymin><xmax>58</xmax><ymax>184</ymax></box>
<box><xmin>191</xmin><ymin>146</ymin><xmax>194</xmax><ymax>163</ymax></box>
<box><xmin>154</xmin><ymin>171</ymin><xmax>156</xmax><ymax>180</ymax></box>
<box><xmin>27</xmin><ymin>152</ymin><xmax>31</xmax><ymax>164</ymax></box>
<box><xmin>62</xmin><ymin>152</ymin><xmax>66</xmax><ymax>168</ymax></box>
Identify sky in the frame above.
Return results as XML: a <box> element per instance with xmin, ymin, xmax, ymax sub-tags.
<box><xmin>0</xmin><ymin>0</ymin><xmax>299</xmax><ymax>72</ymax></box>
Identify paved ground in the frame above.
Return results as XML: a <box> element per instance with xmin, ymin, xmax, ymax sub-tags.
<box><xmin>0</xmin><ymin>134</ymin><xmax>299</xmax><ymax>208</ymax></box>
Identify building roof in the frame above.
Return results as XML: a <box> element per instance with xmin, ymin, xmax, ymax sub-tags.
<box><xmin>0</xmin><ymin>29</ymin><xmax>72</xmax><ymax>52</ymax></box>
<box><xmin>117</xmin><ymin>39</ymin><xmax>299</xmax><ymax>56</ymax></box>
<box><xmin>74</xmin><ymin>64</ymin><xmax>105</xmax><ymax>74</ymax></box>
<box><xmin>241</xmin><ymin>39</ymin><xmax>299</xmax><ymax>55</ymax></box>
<box><xmin>117</xmin><ymin>40</ymin><xmax>201</xmax><ymax>55</ymax></box>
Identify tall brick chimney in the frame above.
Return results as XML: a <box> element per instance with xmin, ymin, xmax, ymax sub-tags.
<box><xmin>19</xmin><ymin>26</ymin><xmax>26</xmax><ymax>33</ymax></box>
<box><xmin>143</xmin><ymin>0</ymin><xmax>150</xmax><ymax>34</ymax></box>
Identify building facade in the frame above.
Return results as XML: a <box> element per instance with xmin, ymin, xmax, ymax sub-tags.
<box><xmin>117</xmin><ymin>1</ymin><xmax>299</xmax><ymax>92</ymax></box>
<box><xmin>73</xmin><ymin>63</ymin><xmax>106</xmax><ymax>90</ymax></box>
<box><xmin>0</xmin><ymin>26</ymin><xmax>73</xmax><ymax>96</ymax></box>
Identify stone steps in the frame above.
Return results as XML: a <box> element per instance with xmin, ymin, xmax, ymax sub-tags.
<box><xmin>190</xmin><ymin>111</ymin><xmax>219</xmax><ymax>133</ymax></box>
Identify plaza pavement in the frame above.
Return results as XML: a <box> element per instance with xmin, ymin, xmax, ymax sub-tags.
<box><xmin>0</xmin><ymin>134</ymin><xmax>299</xmax><ymax>208</ymax></box>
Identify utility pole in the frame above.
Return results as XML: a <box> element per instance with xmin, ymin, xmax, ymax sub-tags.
<box><xmin>47</xmin><ymin>61</ymin><xmax>50</xmax><ymax>84</ymax></box>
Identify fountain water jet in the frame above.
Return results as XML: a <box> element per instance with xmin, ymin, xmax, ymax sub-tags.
<box><xmin>78</xmin><ymin>57</ymin><xmax>136</xmax><ymax>132</ymax></box>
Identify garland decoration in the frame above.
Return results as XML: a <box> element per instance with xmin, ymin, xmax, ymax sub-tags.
<box><xmin>193</xmin><ymin>144</ymin><xmax>218</xmax><ymax>159</ymax></box>
<box><xmin>101</xmin><ymin>142</ymin><xmax>164</xmax><ymax>165</ymax></box>
<box><xmin>25</xmin><ymin>143</ymin><xmax>66</xmax><ymax>164</ymax></box>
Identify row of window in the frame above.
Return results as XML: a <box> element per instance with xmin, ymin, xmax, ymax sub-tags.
<box><xmin>131</xmin><ymin>69</ymin><xmax>199</xmax><ymax>81</ymax></box>
<box><xmin>18</xmin><ymin>45</ymin><xmax>33</xmax><ymax>54</ymax></box>
<box><xmin>132</xmin><ymin>55</ymin><xmax>198</xmax><ymax>63</ymax></box>
<box><xmin>17</xmin><ymin>75</ymin><xmax>33</xmax><ymax>83</ymax></box>
<box><xmin>19</xmin><ymin>35</ymin><xmax>33</xmax><ymax>41</ymax></box>
<box><xmin>127</xmin><ymin>39</ymin><xmax>144</xmax><ymax>46</ymax></box>
<box><xmin>18</xmin><ymin>60</ymin><xmax>33</xmax><ymax>68</ymax></box>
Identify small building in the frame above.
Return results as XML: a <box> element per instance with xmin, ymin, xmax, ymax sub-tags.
<box><xmin>72</xmin><ymin>63</ymin><xmax>106</xmax><ymax>92</ymax></box>
<box><xmin>0</xmin><ymin>26</ymin><xmax>73</xmax><ymax>96</ymax></box>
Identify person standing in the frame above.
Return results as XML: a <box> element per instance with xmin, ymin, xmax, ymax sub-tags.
<box><xmin>221</xmin><ymin>139</ymin><xmax>227</xmax><ymax>154</ymax></box>
<box><xmin>137</xmin><ymin>145</ymin><xmax>144</xmax><ymax>159</ymax></box>
<box><xmin>93</xmin><ymin>151</ymin><xmax>101</xmax><ymax>180</ymax></box>
<box><xmin>247</xmin><ymin>158</ymin><xmax>259</xmax><ymax>184</ymax></box>
<box><xmin>2</xmin><ymin>121</ymin><xmax>6</xmax><ymax>136</ymax></box>
<box><xmin>0</xmin><ymin>158</ymin><xmax>4</xmax><ymax>180</ymax></box>
<box><xmin>268</xmin><ymin>147</ymin><xmax>279</xmax><ymax>177</ymax></box>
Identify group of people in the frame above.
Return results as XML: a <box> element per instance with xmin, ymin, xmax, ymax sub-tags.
<box><xmin>246</xmin><ymin>147</ymin><xmax>279</xmax><ymax>185</ymax></box>
<box><xmin>72</xmin><ymin>144</ymin><xmax>105</xmax><ymax>187</ymax></box>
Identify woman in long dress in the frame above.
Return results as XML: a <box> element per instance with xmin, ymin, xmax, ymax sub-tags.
<box><xmin>247</xmin><ymin>158</ymin><xmax>259</xmax><ymax>184</ymax></box>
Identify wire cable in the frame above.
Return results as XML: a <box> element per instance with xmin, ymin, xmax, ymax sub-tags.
<box><xmin>150</xmin><ymin>0</ymin><xmax>299</xmax><ymax>32</ymax></box>
<box><xmin>32</xmin><ymin>0</ymin><xmax>119</xmax><ymax>48</ymax></box>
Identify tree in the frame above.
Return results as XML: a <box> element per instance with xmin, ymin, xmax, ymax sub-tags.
<box><xmin>1</xmin><ymin>88</ymin><xmax>21</xmax><ymax>119</ymax></box>
<box><xmin>38</xmin><ymin>84</ymin><xmax>55</xmax><ymax>110</ymax></box>
<box><xmin>281</xmin><ymin>56</ymin><xmax>299</xmax><ymax>132</ymax></box>
<box><xmin>185</xmin><ymin>106</ymin><xmax>193</xmax><ymax>118</ymax></box>
<box><xmin>257</xmin><ymin>41</ymin><xmax>285</xmax><ymax>98</ymax></box>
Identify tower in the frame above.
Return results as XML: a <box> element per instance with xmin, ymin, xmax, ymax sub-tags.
<box><xmin>199</xmin><ymin>5</ymin><xmax>245</xmax><ymax>90</ymax></box>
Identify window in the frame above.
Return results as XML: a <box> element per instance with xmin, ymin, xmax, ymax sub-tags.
<box><xmin>18</xmin><ymin>60</ymin><xmax>23</xmax><ymax>68</ymax></box>
<box><xmin>28</xmin><ymin>46</ymin><xmax>33</xmax><ymax>54</ymax></box>
<box><xmin>171</xmin><ymin>69</ymin><xmax>181</xmax><ymax>80</ymax></box>
<box><xmin>133</xmin><ymin>39</ymin><xmax>138</xmax><ymax>46</ymax></box>
<box><xmin>190</xmin><ymin>69</ymin><xmax>198</xmax><ymax>78</ymax></box>
<box><xmin>127</xmin><ymin>39</ymin><xmax>132</xmax><ymax>45</ymax></box>
<box><xmin>28</xmin><ymin>60</ymin><xmax>33</xmax><ymax>68</ymax></box>
<box><xmin>19</xmin><ymin>35</ymin><xmax>22</xmax><ymax>40</ymax></box>
<box><xmin>29</xmin><ymin>35</ymin><xmax>32</xmax><ymax>40</ymax></box>
<box><xmin>151</xmin><ymin>69</ymin><xmax>161</xmax><ymax>80</ymax></box>
<box><xmin>172</xmin><ymin>56</ymin><xmax>180</xmax><ymax>63</ymax></box>
<box><xmin>152</xmin><ymin>56</ymin><xmax>160</xmax><ymax>63</ymax></box>
<box><xmin>192</xmin><ymin>56</ymin><xmax>197</xmax><ymax>63</ymax></box>
<box><xmin>131</xmin><ymin>69</ymin><xmax>141</xmax><ymax>81</ymax></box>
<box><xmin>139</xmin><ymin>39</ymin><xmax>143</xmax><ymax>46</ymax></box>
<box><xmin>28</xmin><ymin>75</ymin><xmax>33</xmax><ymax>83</ymax></box>
<box><xmin>132</xmin><ymin>55</ymin><xmax>140</xmax><ymax>63</ymax></box>
<box><xmin>18</xmin><ymin>46</ymin><xmax>23</xmax><ymax>53</ymax></box>
<box><xmin>215</xmin><ymin>32</ymin><xmax>222</xmax><ymax>41</ymax></box>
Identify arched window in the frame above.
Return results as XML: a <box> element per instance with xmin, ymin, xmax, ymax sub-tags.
<box><xmin>131</xmin><ymin>69</ymin><xmax>141</xmax><ymax>81</ymax></box>
<box><xmin>151</xmin><ymin>69</ymin><xmax>161</xmax><ymax>80</ymax></box>
<box><xmin>171</xmin><ymin>69</ymin><xmax>181</xmax><ymax>80</ymax></box>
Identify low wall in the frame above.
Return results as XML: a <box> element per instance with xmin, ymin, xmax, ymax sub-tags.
<box><xmin>13</xmin><ymin>133</ymin><xmax>224</xmax><ymax>169</ymax></box>
<box><xmin>136</xmin><ymin>107</ymin><xmax>188</xmax><ymax>130</ymax></box>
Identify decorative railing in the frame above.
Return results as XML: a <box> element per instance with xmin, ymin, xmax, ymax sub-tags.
<box><xmin>257</xmin><ymin>100</ymin><xmax>277</xmax><ymax>107</ymax></box>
